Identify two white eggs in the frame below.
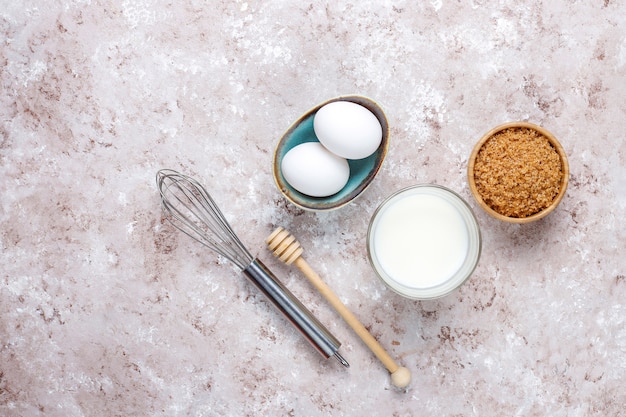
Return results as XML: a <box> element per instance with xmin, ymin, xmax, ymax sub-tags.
<box><xmin>281</xmin><ymin>101</ymin><xmax>383</xmax><ymax>197</ymax></box>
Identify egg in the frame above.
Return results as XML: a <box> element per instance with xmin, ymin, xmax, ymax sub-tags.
<box><xmin>281</xmin><ymin>142</ymin><xmax>350</xmax><ymax>197</ymax></box>
<box><xmin>313</xmin><ymin>101</ymin><xmax>383</xmax><ymax>159</ymax></box>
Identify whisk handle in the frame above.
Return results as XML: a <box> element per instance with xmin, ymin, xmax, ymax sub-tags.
<box><xmin>243</xmin><ymin>259</ymin><xmax>343</xmax><ymax>362</ymax></box>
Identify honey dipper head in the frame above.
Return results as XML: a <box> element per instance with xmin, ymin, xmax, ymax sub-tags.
<box><xmin>266</xmin><ymin>227</ymin><xmax>303</xmax><ymax>265</ymax></box>
<box><xmin>391</xmin><ymin>366</ymin><xmax>411</xmax><ymax>389</ymax></box>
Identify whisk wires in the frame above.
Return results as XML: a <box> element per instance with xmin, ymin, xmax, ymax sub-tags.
<box><xmin>156</xmin><ymin>169</ymin><xmax>254</xmax><ymax>270</ymax></box>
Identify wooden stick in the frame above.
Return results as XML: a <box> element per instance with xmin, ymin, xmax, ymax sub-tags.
<box><xmin>266</xmin><ymin>227</ymin><xmax>411</xmax><ymax>389</ymax></box>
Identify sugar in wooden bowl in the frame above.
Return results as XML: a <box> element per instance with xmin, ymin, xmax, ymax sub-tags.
<box><xmin>467</xmin><ymin>122</ymin><xmax>569</xmax><ymax>224</ymax></box>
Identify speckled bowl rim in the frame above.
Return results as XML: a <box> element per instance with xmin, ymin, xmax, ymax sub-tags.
<box><xmin>272</xmin><ymin>95</ymin><xmax>389</xmax><ymax>211</ymax></box>
<box><xmin>467</xmin><ymin>121</ymin><xmax>570</xmax><ymax>224</ymax></box>
<box><xmin>367</xmin><ymin>184</ymin><xmax>482</xmax><ymax>300</ymax></box>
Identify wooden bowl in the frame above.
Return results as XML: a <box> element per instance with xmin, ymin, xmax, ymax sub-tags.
<box><xmin>467</xmin><ymin>122</ymin><xmax>569</xmax><ymax>224</ymax></box>
<box><xmin>273</xmin><ymin>95</ymin><xmax>389</xmax><ymax>211</ymax></box>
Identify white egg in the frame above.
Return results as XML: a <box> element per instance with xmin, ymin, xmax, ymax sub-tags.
<box><xmin>313</xmin><ymin>101</ymin><xmax>383</xmax><ymax>159</ymax></box>
<box><xmin>281</xmin><ymin>142</ymin><xmax>350</xmax><ymax>197</ymax></box>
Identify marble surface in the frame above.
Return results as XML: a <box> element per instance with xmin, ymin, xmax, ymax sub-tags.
<box><xmin>1</xmin><ymin>1</ymin><xmax>625</xmax><ymax>416</ymax></box>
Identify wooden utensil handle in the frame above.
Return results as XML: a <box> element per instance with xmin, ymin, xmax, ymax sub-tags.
<box><xmin>266</xmin><ymin>227</ymin><xmax>411</xmax><ymax>388</ymax></box>
<box><xmin>293</xmin><ymin>256</ymin><xmax>400</xmax><ymax>373</ymax></box>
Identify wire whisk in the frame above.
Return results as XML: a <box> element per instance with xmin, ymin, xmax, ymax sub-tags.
<box><xmin>155</xmin><ymin>169</ymin><xmax>348</xmax><ymax>367</ymax></box>
<box><xmin>157</xmin><ymin>169</ymin><xmax>252</xmax><ymax>269</ymax></box>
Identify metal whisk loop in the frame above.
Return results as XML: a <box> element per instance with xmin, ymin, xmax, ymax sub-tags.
<box><xmin>156</xmin><ymin>169</ymin><xmax>253</xmax><ymax>269</ymax></box>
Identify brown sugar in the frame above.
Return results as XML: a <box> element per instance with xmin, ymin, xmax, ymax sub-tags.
<box><xmin>473</xmin><ymin>127</ymin><xmax>563</xmax><ymax>218</ymax></box>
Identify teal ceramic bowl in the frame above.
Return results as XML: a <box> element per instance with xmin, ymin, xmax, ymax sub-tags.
<box><xmin>273</xmin><ymin>95</ymin><xmax>389</xmax><ymax>211</ymax></box>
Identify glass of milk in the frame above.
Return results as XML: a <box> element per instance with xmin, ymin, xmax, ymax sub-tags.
<box><xmin>367</xmin><ymin>185</ymin><xmax>481</xmax><ymax>300</ymax></box>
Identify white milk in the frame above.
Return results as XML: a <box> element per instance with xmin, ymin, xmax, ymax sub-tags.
<box><xmin>370</xmin><ymin>191</ymin><xmax>469</xmax><ymax>289</ymax></box>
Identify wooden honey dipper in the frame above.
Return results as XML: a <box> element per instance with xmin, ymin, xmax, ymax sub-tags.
<box><xmin>266</xmin><ymin>227</ymin><xmax>412</xmax><ymax>389</ymax></box>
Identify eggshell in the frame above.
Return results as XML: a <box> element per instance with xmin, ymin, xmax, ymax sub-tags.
<box><xmin>281</xmin><ymin>142</ymin><xmax>350</xmax><ymax>197</ymax></box>
<box><xmin>313</xmin><ymin>101</ymin><xmax>383</xmax><ymax>159</ymax></box>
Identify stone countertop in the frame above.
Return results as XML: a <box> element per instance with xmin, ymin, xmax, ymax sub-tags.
<box><xmin>1</xmin><ymin>1</ymin><xmax>625</xmax><ymax>416</ymax></box>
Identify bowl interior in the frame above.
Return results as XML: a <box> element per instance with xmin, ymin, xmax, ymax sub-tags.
<box><xmin>273</xmin><ymin>95</ymin><xmax>389</xmax><ymax>211</ymax></box>
<box><xmin>467</xmin><ymin>121</ymin><xmax>569</xmax><ymax>224</ymax></box>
